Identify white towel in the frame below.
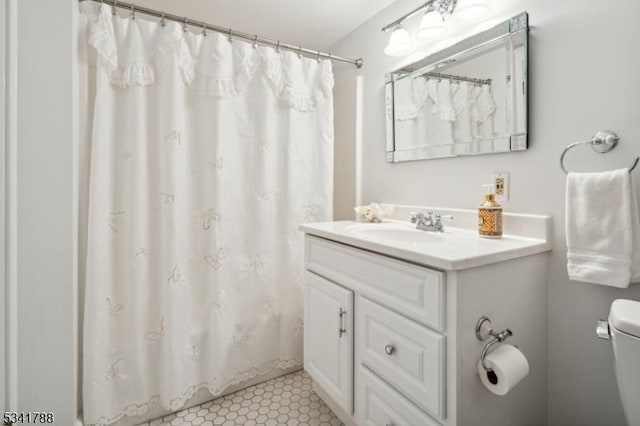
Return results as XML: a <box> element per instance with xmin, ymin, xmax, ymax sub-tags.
<box><xmin>630</xmin><ymin>179</ymin><xmax>640</xmax><ymax>282</ymax></box>
<box><xmin>566</xmin><ymin>168</ymin><xmax>640</xmax><ymax>287</ymax></box>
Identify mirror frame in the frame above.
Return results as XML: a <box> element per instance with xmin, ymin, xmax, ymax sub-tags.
<box><xmin>385</xmin><ymin>12</ymin><xmax>529</xmax><ymax>163</ymax></box>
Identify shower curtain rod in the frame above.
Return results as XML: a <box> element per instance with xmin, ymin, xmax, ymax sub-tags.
<box><xmin>424</xmin><ymin>71</ymin><xmax>492</xmax><ymax>85</ymax></box>
<box><xmin>79</xmin><ymin>0</ymin><xmax>364</xmax><ymax>68</ymax></box>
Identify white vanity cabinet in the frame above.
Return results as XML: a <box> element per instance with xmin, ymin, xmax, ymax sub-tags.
<box><xmin>301</xmin><ymin>209</ymin><xmax>552</xmax><ymax>426</ymax></box>
<box><xmin>304</xmin><ymin>236</ymin><xmax>447</xmax><ymax>425</ymax></box>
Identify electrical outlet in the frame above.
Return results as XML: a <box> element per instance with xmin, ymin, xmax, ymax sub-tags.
<box><xmin>493</xmin><ymin>171</ymin><xmax>509</xmax><ymax>202</ymax></box>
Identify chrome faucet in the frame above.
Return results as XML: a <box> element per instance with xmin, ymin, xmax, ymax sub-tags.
<box><xmin>410</xmin><ymin>211</ymin><xmax>453</xmax><ymax>232</ymax></box>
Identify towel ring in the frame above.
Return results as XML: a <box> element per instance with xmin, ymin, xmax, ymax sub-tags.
<box><xmin>560</xmin><ymin>130</ymin><xmax>639</xmax><ymax>174</ymax></box>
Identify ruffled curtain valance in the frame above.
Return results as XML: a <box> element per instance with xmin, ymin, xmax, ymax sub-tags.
<box><xmin>88</xmin><ymin>8</ymin><xmax>334</xmax><ymax>112</ymax></box>
<box><xmin>179</xmin><ymin>31</ymin><xmax>261</xmax><ymax>98</ymax></box>
<box><xmin>392</xmin><ymin>77</ymin><xmax>432</xmax><ymax>121</ymax></box>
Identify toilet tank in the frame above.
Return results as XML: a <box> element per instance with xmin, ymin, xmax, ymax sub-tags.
<box><xmin>609</xmin><ymin>299</ymin><xmax>640</xmax><ymax>426</ymax></box>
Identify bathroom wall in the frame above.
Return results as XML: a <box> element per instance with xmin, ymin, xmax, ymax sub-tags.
<box><xmin>0</xmin><ymin>0</ymin><xmax>6</xmax><ymax>413</ymax></box>
<box><xmin>333</xmin><ymin>76</ymin><xmax>362</xmax><ymax>220</ymax></box>
<box><xmin>329</xmin><ymin>0</ymin><xmax>640</xmax><ymax>424</ymax></box>
<box><xmin>5</xmin><ymin>0</ymin><xmax>79</xmax><ymax>423</ymax></box>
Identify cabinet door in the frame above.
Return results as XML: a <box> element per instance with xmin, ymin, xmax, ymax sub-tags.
<box><xmin>304</xmin><ymin>271</ymin><xmax>354</xmax><ymax>414</ymax></box>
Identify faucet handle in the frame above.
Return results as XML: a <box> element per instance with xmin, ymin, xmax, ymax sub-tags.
<box><xmin>433</xmin><ymin>212</ymin><xmax>453</xmax><ymax>232</ymax></box>
<box><xmin>409</xmin><ymin>211</ymin><xmax>424</xmax><ymax>223</ymax></box>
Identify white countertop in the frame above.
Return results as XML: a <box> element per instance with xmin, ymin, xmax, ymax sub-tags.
<box><xmin>300</xmin><ymin>214</ymin><xmax>552</xmax><ymax>271</ymax></box>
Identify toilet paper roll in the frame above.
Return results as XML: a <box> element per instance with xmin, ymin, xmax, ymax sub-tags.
<box><xmin>477</xmin><ymin>344</ymin><xmax>530</xmax><ymax>395</ymax></box>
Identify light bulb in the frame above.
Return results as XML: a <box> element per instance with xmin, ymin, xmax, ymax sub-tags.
<box><xmin>384</xmin><ymin>26</ymin><xmax>412</xmax><ymax>56</ymax></box>
<box><xmin>455</xmin><ymin>0</ymin><xmax>490</xmax><ymax>21</ymax></box>
<box><xmin>417</xmin><ymin>10</ymin><xmax>448</xmax><ymax>39</ymax></box>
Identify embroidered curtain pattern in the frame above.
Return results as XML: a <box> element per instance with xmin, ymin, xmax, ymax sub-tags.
<box><xmin>83</xmin><ymin>9</ymin><xmax>333</xmax><ymax>425</ymax></box>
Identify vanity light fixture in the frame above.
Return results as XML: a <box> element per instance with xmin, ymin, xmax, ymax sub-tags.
<box><xmin>455</xmin><ymin>0</ymin><xmax>490</xmax><ymax>21</ymax></box>
<box><xmin>382</xmin><ymin>0</ymin><xmax>490</xmax><ymax>56</ymax></box>
<box><xmin>417</xmin><ymin>8</ymin><xmax>448</xmax><ymax>39</ymax></box>
<box><xmin>384</xmin><ymin>25</ymin><xmax>413</xmax><ymax>56</ymax></box>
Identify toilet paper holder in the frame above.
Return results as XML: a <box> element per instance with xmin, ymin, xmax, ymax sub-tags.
<box><xmin>475</xmin><ymin>316</ymin><xmax>513</xmax><ymax>372</ymax></box>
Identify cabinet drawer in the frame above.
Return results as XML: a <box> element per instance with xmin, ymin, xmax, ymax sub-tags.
<box><xmin>358</xmin><ymin>297</ymin><xmax>445</xmax><ymax>420</ymax></box>
<box><xmin>306</xmin><ymin>236</ymin><xmax>444</xmax><ymax>331</ymax></box>
<box><xmin>358</xmin><ymin>366</ymin><xmax>441</xmax><ymax>426</ymax></box>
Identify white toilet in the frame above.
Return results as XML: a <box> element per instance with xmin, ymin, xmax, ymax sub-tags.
<box><xmin>598</xmin><ymin>299</ymin><xmax>640</xmax><ymax>426</ymax></box>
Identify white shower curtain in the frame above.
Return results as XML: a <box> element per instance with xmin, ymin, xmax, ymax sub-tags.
<box><xmin>82</xmin><ymin>8</ymin><xmax>333</xmax><ymax>426</ymax></box>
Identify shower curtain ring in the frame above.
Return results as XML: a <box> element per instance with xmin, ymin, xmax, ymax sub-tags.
<box><xmin>112</xmin><ymin>0</ymin><xmax>117</xmax><ymax>15</ymax></box>
<box><xmin>297</xmin><ymin>46</ymin><xmax>302</xmax><ymax>59</ymax></box>
<box><xmin>276</xmin><ymin>41</ymin><xmax>280</xmax><ymax>53</ymax></box>
<box><xmin>129</xmin><ymin>3</ymin><xmax>135</xmax><ymax>20</ymax></box>
<box><xmin>202</xmin><ymin>22</ymin><xmax>207</xmax><ymax>36</ymax></box>
<box><xmin>183</xmin><ymin>17</ymin><xmax>188</xmax><ymax>32</ymax></box>
<box><xmin>227</xmin><ymin>28</ymin><xmax>233</xmax><ymax>43</ymax></box>
<box><xmin>252</xmin><ymin>35</ymin><xmax>258</xmax><ymax>49</ymax></box>
<box><xmin>160</xmin><ymin>11</ymin><xmax>166</xmax><ymax>27</ymax></box>
<box><xmin>317</xmin><ymin>51</ymin><xmax>321</xmax><ymax>62</ymax></box>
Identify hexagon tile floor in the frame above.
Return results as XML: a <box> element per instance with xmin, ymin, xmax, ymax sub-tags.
<box><xmin>142</xmin><ymin>370</ymin><xmax>343</xmax><ymax>426</ymax></box>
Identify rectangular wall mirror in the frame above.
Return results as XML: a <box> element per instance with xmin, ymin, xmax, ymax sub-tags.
<box><xmin>386</xmin><ymin>13</ymin><xmax>528</xmax><ymax>162</ymax></box>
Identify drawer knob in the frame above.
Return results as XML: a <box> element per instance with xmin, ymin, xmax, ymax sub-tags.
<box><xmin>384</xmin><ymin>344</ymin><xmax>395</xmax><ymax>355</ymax></box>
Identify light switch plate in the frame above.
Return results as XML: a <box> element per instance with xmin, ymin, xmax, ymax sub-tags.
<box><xmin>493</xmin><ymin>171</ymin><xmax>509</xmax><ymax>202</ymax></box>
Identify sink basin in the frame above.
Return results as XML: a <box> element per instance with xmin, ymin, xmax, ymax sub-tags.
<box><xmin>344</xmin><ymin>222</ymin><xmax>446</xmax><ymax>245</ymax></box>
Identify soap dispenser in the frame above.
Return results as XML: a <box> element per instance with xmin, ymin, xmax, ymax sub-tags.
<box><xmin>478</xmin><ymin>184</ymin><xmax>503</xmax><ymax>238</ymax></box>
